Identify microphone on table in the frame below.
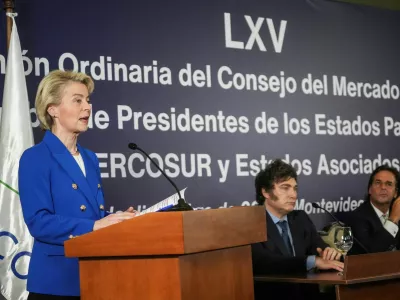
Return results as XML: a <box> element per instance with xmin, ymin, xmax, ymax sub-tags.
<box><xmin>312</xmin><ymin>202</ymin><xmax>369</xmax><ymax>254</ymax></box>
<box><xmin>128</xmin><ymin>143</ymin><xmax>193</xmax><ymax>211</ymax></box>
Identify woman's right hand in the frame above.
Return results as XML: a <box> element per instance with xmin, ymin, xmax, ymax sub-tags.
<box><xmin>93</xmin><ymin>211</ymin><xmax>136</xmax><ymax>231</ymax></box>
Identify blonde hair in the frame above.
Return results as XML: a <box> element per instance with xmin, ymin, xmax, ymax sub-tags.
<box><xmin>35</xmin><ymin>70</ymin><xmax>95</xmax><ymax>130</ymax></box>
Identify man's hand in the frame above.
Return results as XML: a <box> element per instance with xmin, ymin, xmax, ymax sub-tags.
<box><xmin>389</xmin><ymin>197</ymin><xmax>400</xmax><ymax>224</ymax></box>
<box><xmin>317</xmin><ymin>247</ymin><xmax>342</xmax><ymax>261</ymax></box>
<box><xmin>315</xmin><ymin>256</ymin><xmax>344</xmax><ymax>272</ymax></box>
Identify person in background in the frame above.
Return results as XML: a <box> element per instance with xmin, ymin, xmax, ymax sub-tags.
<box><xmin>19</xmin><ymin>70</ymin><xmax>136</xmax><ymax>300</ymax></box>
<box><xmin>252</xmin><ymin>159</ymin><xmax>343</xmax><ymax>300</ymax></box>
<box><xmin>348</xmin><ymin>165</ymin><xmax>400</xmax><ymax>254</ymax></box>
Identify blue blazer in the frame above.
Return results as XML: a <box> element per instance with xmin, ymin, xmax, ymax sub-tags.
<box><xmin>19</xmin><ymin>131</ymin><xmax>106</xmax><ymax>296</ymax></box>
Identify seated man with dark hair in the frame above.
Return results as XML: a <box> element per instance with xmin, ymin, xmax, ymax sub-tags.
<box><xmin>252</xmin><ymin>159</ymin><xmax>343</xmax><ymax>299</ymax></box>
<box><xmin>348</xmin><ymin>165</ymin><xmax>400</xmax><ymax>254</ymax></box>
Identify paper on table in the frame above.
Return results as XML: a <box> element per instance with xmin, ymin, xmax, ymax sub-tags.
<box><xmin>139</xmin><ymin>188</ymin><xmax>187</xmax><ymax>215</ymax></box>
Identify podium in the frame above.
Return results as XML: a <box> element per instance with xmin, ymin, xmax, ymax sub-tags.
<box><xmin>65</xmin><ymin>206</ymin><xmax>267</xmax><ymax>300</ymax></box>
<box><xmin>254</xmin><ymin>251</ymin><xmax>400</xmax><ymax>300</ymax></box>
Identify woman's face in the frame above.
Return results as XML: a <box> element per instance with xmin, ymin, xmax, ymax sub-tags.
<box><xmin>49</xmin><ymin>82</ymin><xmax>91</xmax><ymax>134</ymax></box>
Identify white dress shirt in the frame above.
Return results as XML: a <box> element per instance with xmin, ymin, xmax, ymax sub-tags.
<box><xmin>370</xmin><ymin>202</ymin><xmax>398</xmax><ymax>237</ymax></box>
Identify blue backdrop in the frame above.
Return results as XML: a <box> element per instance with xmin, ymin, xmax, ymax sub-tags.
<box><xmin>1</xmin><ymin>0</ymin><xmax>400</xmax><ymax>228</ymax></box>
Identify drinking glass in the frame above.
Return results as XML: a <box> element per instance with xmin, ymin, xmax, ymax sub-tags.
<box><xmin>334</xmin><ymin>226</ymin><xmax>353</xmax><ymax>276</ymax></box>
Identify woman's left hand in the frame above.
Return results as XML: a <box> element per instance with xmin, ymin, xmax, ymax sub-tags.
<box><xmin>124</xmin><ymin>206</ymin><xmax>139</xmax><ymax>216</ymax></box>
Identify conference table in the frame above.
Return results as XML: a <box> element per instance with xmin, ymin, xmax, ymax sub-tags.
<box><xmin>254</xmin><ymin>251</ymin><xmax>400</xmax><ymax>300</ymax></box>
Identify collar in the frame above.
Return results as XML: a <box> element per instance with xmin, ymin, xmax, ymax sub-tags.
<box><xmin>43</xmin><ymin>130</ymin><xmax>82</xmax><ymax>154</ymax></box>
<box><xmin>370</xmin><ymin>202</ymin><xmax>388</xmax><ymax>218</ymax></box>
<box><xmin>266</xmin><ymin>209</ymin><xmax>288</xmax><ymax>224</ymax></box>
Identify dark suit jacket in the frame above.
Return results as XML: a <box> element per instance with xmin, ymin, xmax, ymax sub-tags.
<box><xmin>348</xmin><ymin>200</ymin><xmax>399</xmax><ymax>254</ymax></box>
<box><xmin>252</xmin><ymin>209</ymin><xmax>328</xmax><ymax>275</ymax></box>
<box><xmin>19</xmin><ymin>131</ymin><xmax>107</xmax><ymax>296</ymax></box>
<box><xmin>251</xmin><ymin>210</ymin><xmax>329</xmax><ymax>300</ymax></box>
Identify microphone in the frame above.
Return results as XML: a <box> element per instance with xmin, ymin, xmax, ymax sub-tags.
<box><xmin>312</xmin><ymin>202</ymin><xmax>369</xmax><ymax>254</ymax></box>
<box><xmin>312</xmin><ymin>202</ymin><xmax>345</xmax><ymax>226</ymax></box>
<box><xmin>128</xmin><ymin>143</ymin><xmax>193</xmax><ymax>211</ymax></box>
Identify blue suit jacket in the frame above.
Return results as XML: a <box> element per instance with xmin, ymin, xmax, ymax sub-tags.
<box><xmin>19</xmin><ymin>131</ymin><xmax>106</xmax><ymax>296</ymax></box>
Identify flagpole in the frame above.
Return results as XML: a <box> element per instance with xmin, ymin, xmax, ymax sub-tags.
<box><xmin>3</xmin><ymin>0</ymin><xmax>15</xmax><ymax>50</ymax></box>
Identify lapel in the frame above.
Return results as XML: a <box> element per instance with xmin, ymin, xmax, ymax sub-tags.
<box><xmin>78</xmin><ymin>144</ymin><xmax>101</xmax><ymax>206</ymax></box>
<box><xmin>365</xmin><ymin>201</ymin><xmax>385</xmax><ymax>231</ymax></box>
<box><xmin>288</xmin><ymin>212</ymin><xmax>305</xmax><ymax>257</ymax></box>
<box><xmin>43</xmin><ymin>131</ymin><xmax>98</xmax><ymax>214</ymax></box>
<box><xmin>266</xmin><ymin>212</ymin><xmax>291</xmax><ymax>256</ymax></box>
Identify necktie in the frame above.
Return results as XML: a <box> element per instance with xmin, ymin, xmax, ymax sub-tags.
<box><xmin>381</xmin><ymin>213</ymin><xmax>388</xmax><ymax>225</ymax></box>
<box><xmin>277</xmin><ymin>220</ymin><xmax>294</xmax><ymax>256</ymax></box>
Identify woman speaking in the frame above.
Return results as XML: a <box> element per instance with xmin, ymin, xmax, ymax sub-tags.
<box><xmin>19</xmin><ymin>70</ymin><xmax>135</xmax><ymax>299</ymax></box>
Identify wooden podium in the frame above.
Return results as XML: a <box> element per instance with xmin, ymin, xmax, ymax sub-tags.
<box><xmin>254</xmin><ymin>251</ymin><xmax>400</xmax><ymax>300</ymax></box>
<box><xmin>65</xmin><ymin>206</ymin><xmax>267</xmax><ymax>300</ymax></box>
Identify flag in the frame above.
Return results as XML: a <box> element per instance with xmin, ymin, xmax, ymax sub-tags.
<box><xmin>0</xmin><ymin>14</ymin><xmax>34</xmax><ymax>300</ymax></box>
